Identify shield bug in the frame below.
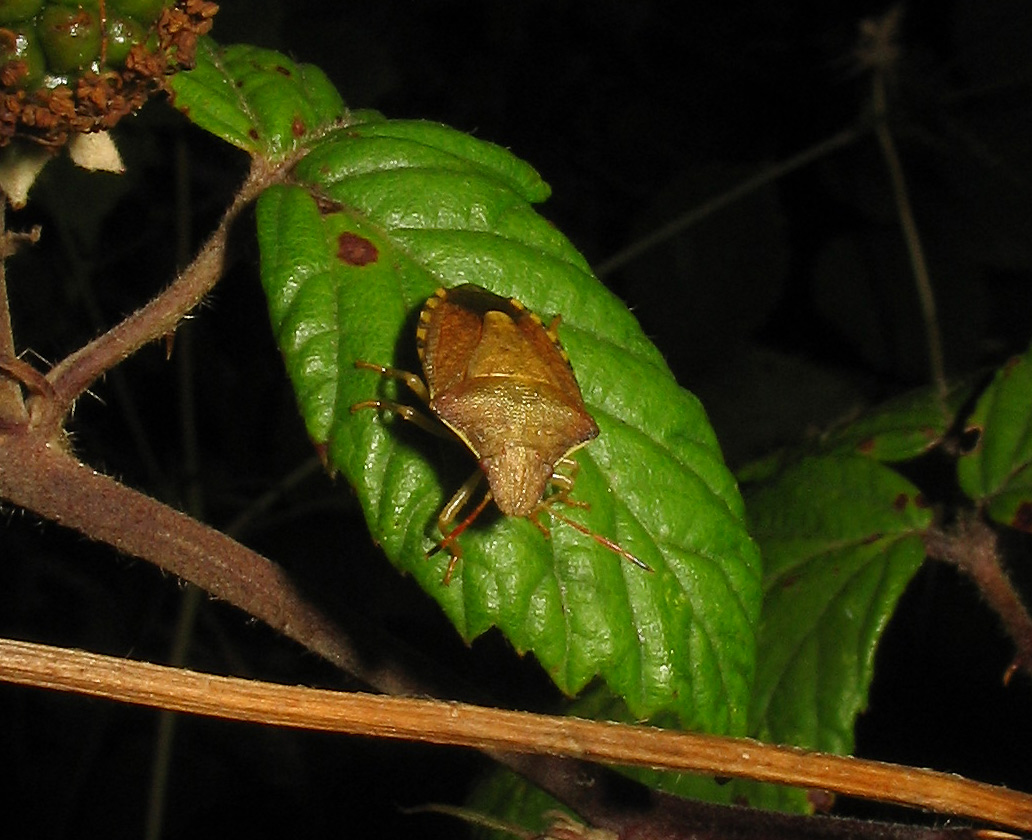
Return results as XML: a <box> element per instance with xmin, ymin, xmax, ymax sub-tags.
<box><xmin>352</xmin><ymin>283</ymin><xmax>648</xmax><ymax>582</ymax></box>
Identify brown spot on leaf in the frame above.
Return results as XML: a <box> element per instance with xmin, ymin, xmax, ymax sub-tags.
<box><xmin>914</xmin><ymin>493</ymin><xmax>930</xmax><ymax>509</ymax></box>
<box><xmin>292</xmin><ymin>115</ymin><xmax>307</xmax><ymax>137</ymax></box>
<box><xmin>337</xmin><ymin>232</ymin><xmax>378</xmax><ymax>266</ymax></box>
<box><xmin>857</xmin><ymin>437</ymin><xmax>876</xmax><ymax>454</ymax></box>
<box><xmin>275</xmin><ymin>65</ymin><xmax>292</xmax><ymax>76</ymax></box>
<box><xmin>1013</xmin><ymin>502</ymin><xmax>1032</xmax><ymax>533</ymax></box>
<box><xmin>892</xmin><ymin>493</ymin><xmax>908</xmax><ymax>512</ymax></box>
<box><xmin>314</xmin><ymin>195</ymin><xmax>344</xmax><ymax>214</ymax></box>
<box><xmin>313</xmin><ymin>441</ymin><xmax>332</xmax><ymax>473</ymax></box>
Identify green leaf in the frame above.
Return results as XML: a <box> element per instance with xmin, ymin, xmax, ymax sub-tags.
<box><xmin>738</xmin><ymin>381</ymin><xmax>972</xmax><ymax>485</ymax></box>
<box><xmin>741</xmin><ymin>455</ymin><xmax>930</xmax><ymax>809</ymax></box>
<box><xmin>958</xmin><ymin>345</ymin><xmax>1032</xmax><ymax>532</ymax></box>
<box><xmin>818</xmin><ymin>382</ymin><xmax>972</xmax><ymax>462</ymax></box>
<box><xmin>467</xmin><ymin>457</ymin><xmax>930</xmax><ymax>816</ymax></box>
<box><xmin>255</xmin><ymin>120</ymin><xmax>761</xmax><ymax>734</ymax></box>
<box><xmin>466</xmin><ymin>771</ymin><xmax>566</xmax><ymax>840</ymax></box>
<box><xmin>167</xmin><ymin>39</ymin><xmax>350</xmax><ymax>160</ymax></box>
<box><xmin>554</xmin><ymin>685</ymin><xmax>769</xmax><ymax>809</ymax></box>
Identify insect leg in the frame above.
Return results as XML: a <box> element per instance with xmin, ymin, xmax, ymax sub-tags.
<box><xmin>354</xmin><ymin>360</ymin><xmax>430</xmax><ymax>403</ymax></box>
<box><xmin>437</xmin><ymin>469</ymin><xmax>486</xmax><ymax>536</ymax></box>
<box><xmin>540</xmin><ymin>459</ymin><xmax>652</xmax><ymax>572</ymax></box>
<box><xmin>548</xmin><ymin>458</ymin><xmax>589</xmax><ymax>509</ymax></box>
<box><xmin>350</xmin><ymin>398</ymin><xmax>445</xmax><ymax>437</ymax></box>
<box><xmin>434</xmin><ymin>471</ymin><xmax>492</xmax><ymax>584</ymax></box>
<box><xmin>545</xmin><ymin>315</ymin><xmax>562</xmax><ymax>343</ymax></box>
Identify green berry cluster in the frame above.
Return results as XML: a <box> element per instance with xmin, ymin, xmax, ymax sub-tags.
<box><xmin>0</xmin><ymin>0</ymin><xmax>217</xmax><ymax>145</ymax></box>
<box><xmin>0</xmin><ymin>0</ymin><xmax>171</xmax><ymax>87</ymax></box>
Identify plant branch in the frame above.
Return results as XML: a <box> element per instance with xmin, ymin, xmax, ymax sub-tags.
<box><xmin>0</xmin><ymin>434</ymin><xmax>418</xmax><ymax>696</ymax></box>
<box><xmin>32</xmin><ymin>155</ymin><xmax>278</xmax><ymax>437</ymax></box>
<box><xmin>925</xmin><ymin>517</ymin><xmax>1032</xmax><ymax>684</ymax></box>
<box><xmin>865</xmin><ymin>9</ymin><xmax>948</xmax><ymax>402</ymax></box>
<box><xmin>594</xmin><ymin>126</ymin><xmax>862</xmax><ymax>278</ymax></box>
<box><xmin>0</xmin><ymin>199</ymin><xmax>29</xmax><ymax>428</ymax></box>
<box><xmin>2</xmin><ymin>427</ymin><xmax>1025</xmax><ymax>833</ymax></box>
<box><xmin>2</xmin><ymin>637</ymin><xmax>1030</xmax><ymax>833</ymax></box>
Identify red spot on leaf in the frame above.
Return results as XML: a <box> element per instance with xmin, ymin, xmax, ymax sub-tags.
<box><xmin>313</xmin><ymin>442</ymin><xmax>331</xmax><ymax>472</ymax></box>
<box><xmin>248</xmin><ymin>128</ymin><xmax>259</xmax><ymax>140</ymax></box>
<box><xmin>337</xmin><ymin>232</ymin><xmax>378</xmax><ymax>266</ymax></box>
<box><xmin>292</xmin><ymin>116</ymin><xmax>306</xmax><ymax>137</ymax></box>
<box><xmin>1013</xmin><ymin>502</ymin><xmax>1032</xmax><ymax>533</ymax></box>
<box><xmin>857</xmin><ymin>437</ymin><xmax>876</xmax><ymax>454</ymax></box>
<box><xmin>892</xmin><ymin>493</ymin><xmax>908</xmax><ymax>512</ymax></box>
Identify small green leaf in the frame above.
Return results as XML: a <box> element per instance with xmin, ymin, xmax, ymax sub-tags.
<box><xmin>256</xmin><ymin>120</ymin><xmax>761</xmax><ymax>733</ymax></box>
<box><xmin>467</xmin><ymin>771</ymin><xmax>565</xmax><ymax>840</ymax></box>
<box><xmin>818</xmin><ymin>382</ymin><xmax>971</xmax><ymax>462</ymax></box>
<box><xmin>958</xmin><ymin>346</ymin><xmax>1032</xmax><ymax>532</ymax></box>
<box><xmin>741</xmin><ymin>455</ymin><xmax>930</xmax><ymax>807</ymax></box>
<box><xmin>738</xmin><ymin>382</ymin><xmax>973</xmax><ymax>486</ymax></box>
<box><xmin>167</xmin><ymin>39</ymin><xmax>350</xmax><ymax>159</ymax></box>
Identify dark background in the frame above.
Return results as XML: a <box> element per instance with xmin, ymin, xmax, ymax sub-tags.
<box><xmin>2</xmin><ymin>1</ymin><xmax>1032</xmax><ymax>836</ymax></box>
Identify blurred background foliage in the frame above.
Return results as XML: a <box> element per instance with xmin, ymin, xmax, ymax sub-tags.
<box><xmin>2</xmin><ymin>1</ymin><xmax>1031</xmax><ymax>836</ymax></box>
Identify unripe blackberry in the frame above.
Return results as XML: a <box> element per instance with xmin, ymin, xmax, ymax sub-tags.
<box><xmin>38</xmin><ymin>6</ymin><xmax>103</xmax><ymax>75</ymax></box>
<box><xmin>0</xmin><ymin>2</ymin><xmax>45</xmax><ymax>26</ymax></box>
<box><xmin>0</xmin><ymin>0</ymin><xmax>218</xmax><ymax>146</ymax></box>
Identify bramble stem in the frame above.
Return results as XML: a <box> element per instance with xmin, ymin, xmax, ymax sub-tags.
<box><xmin>0</xmin><ymin>199</ymin><xmax>29</xmax><ymax>428</ymax></box>
<box><xmin>34</xmin><ymin>156</ymin><xmax>277</xmax><ymax>437</ymax></box>
<box><xmin>925</xmin><ymin>517</ymin><xmax>1032</xmax><ymax>684</ymax></box>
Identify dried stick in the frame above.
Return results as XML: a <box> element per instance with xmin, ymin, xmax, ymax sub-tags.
<box><xmin>2</xmin><ymin>638</ymin><xmax>1030</xmax><ymax>834</ymax></box>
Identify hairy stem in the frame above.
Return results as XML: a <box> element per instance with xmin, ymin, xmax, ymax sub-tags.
<box><xmin>925</xmin><ymin>517</ymin><xmax>1032</xmax><ymax>684</ymax></box>
<box><xmin>0</xmin><ymin>200</ymin><xmax>29</xmax><ymax>428</ymax></box>
<box><xmin>34</xmin><ymin>156</ymin><xmax>276</xmax><ymax>437</ymax></box>
<box><xmin>0</xmin><ymin>434</ymin><xmax>415</xmax><ymax>696</ymax></box>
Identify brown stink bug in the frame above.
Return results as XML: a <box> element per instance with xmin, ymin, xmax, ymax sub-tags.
<box><xmin>352</xmin><ymin>283</ymin><xmax>648</xmax><ymax>582</ymax></box>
